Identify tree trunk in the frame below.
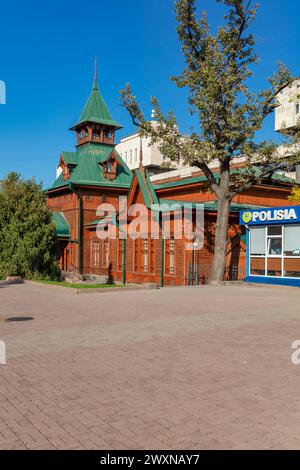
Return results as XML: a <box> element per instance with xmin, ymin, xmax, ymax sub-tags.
<box><xmin>209</xmin><ymin>172</ymin><xmax>231</xmax><ymax>284</ymax></box>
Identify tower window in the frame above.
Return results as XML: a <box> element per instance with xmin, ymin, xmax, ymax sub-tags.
<box><xmin>130</xmin><ymin>150</ymin><xmax>133</xmax><ymax>164</ymax></box>
<box><xmin>296</xmin><ymin>104</ymin><xmax>300</xmax><ymax>115</ymax></box>
<box><xmin>135</xmin><ymin>148</ymin><xmax>138</xmax><ymax>162</ymax></box>
<box><xmin>92</xmin><ymin>128</ymin><xmax>100</xmax><ymax>139</ymax></box>
<box><xmin>103</xmin><ymin>130</ymin><xmax>111</xmax><ymax>139</ymax></box>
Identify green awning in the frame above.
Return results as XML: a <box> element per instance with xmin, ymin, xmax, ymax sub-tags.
<box><xmin>52</xmin><ymin>212</ymin><xmax>70</xmax><ymax>239</ymax></box>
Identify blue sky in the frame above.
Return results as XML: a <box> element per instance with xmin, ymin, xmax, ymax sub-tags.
<box><xmin>0</xmin><ymin>0</ymin><xmax>299</xmax><ymax>188</ymax></box>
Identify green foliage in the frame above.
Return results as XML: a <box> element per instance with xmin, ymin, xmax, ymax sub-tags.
<box><xmin>121</xmin><ymin>0</ymin><xmax>299</xmax><ymax>197</ymax></box>
<box><xmin>120</xmin><ymin>0</ymin><xmax>300</xmax><ymax>282</ymax></box>
<box><xmin>289</xmin><ymin>187</ymin><xmax>300</xmax><ymax>203</ymax></box>
<box><xmin>0</xmin><ymin>172</ymin><xmax>60</xmax><ymax>279</ymax></box>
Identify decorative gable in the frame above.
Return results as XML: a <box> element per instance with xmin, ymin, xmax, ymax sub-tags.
<box><xmin>103</xmin><ymin>152</ymin><xmax>118</xmax><ymax>180</ymax></box>
<box><xmin>58</xmin><ymin>154</ymin><xmax>76</xmax><ymax>181</ymax></box>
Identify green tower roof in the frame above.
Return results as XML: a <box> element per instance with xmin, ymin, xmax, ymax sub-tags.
<box><xmin>70</xmin><ymin>77</ymin><xmax>122</xmax><ymax>130</ymax></box>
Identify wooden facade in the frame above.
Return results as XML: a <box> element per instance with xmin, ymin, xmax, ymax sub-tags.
<box><xmin>47</xmin><ymin>75</ymin><xmax>295</xmax><ymax>286</ymax></box>
<box><xmin>48</xmin><ymin>168</ymin><xmax>295</xmax><ymax>286</ymax></box>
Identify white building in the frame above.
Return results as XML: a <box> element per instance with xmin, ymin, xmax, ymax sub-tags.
<box><xmin>275</xmin><ymin>78</ymin><xmax>300</xmax><ymax>182</ymax></box>
<box><xmin>275</xmin><ymin>78</ymin><xmax>300</xmax><ymax>133</ymax></box>
<box><xmin>116</xmin><ymin>123</ymin><xmax>167</xmax><ymax>174</ymax></box>
<box><xmin>117</xmin><ymin>83</ymin><xmax>300</xmax><ymax>181</ymax></box>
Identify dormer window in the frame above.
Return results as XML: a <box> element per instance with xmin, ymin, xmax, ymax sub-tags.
<box><xmin>62</xmin><ymin>164</ymin><xmax>71</xmax><ymax>180</ymax></box>
<box><xmin>103</xmin><ymin>154</ymin><xmax>118</xmax><ymax>180</ymax></box>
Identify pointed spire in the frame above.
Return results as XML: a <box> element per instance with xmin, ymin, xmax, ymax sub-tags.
<box><xmin>94</xmin><ymin>58</ymin><xmax>97</xmax><ymax>80</ymax></box>
<box><xmin>70</xmin><ymin>64</ymin><xmax>123</xmax><ymax>131</ymax></box>
<box><xmin>92</xmin><ymin>58</ymin><xmax>99</xmax><ymax>91</ymax></box>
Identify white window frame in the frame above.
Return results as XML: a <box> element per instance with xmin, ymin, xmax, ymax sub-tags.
<box><xmin>249</xmin><ymin>225</ymin><xmax>300</xmax><ymax>279</ymax></box>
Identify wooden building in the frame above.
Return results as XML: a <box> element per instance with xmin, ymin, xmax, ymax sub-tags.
<box><xmin>47</xmin><ymin>75</ymin><xmax>295</xmax><ymax>286</ymax></box>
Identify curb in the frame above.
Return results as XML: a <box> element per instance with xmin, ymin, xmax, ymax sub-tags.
<box><xmin>24</xmin><ymin>280</ymin><xmax>159</xmax><ymax>294</ymax></box>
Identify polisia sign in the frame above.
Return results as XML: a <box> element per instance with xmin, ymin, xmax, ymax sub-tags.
<box><xmin>240</xmin><ymin>206</ymin><xmax>300</xmax><ymax>226</ymax></box>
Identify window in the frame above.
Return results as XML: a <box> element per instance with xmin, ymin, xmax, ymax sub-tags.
<box><xmin>250</xmin><ymin>227</ymin><xmax>265</xmax><ymax>256</ymax></box>
<box><xmin>170</xmin><ymin>239</ymin><xmax>175</xmax><ymax>275</ymax></box>
<box><xmin>268</xmin><ymin>238</ymin><xmax>282</xmax><ymax>255</ymax></box>
<box><xmin>103</xmin><ymin>240</ymin><xmax>109</xmax><ymax>268</ymax></box>
<box><xmin>133</xmin><ymin>239</ymin><xmax>139</xmax><ymax>272</ymax></box>
<box><xmin>165</xmin><ymin>238</ymin><xmax>175</xmax><ymax>276</ymax></box>
<box><xmin>249</xmin><ymin>224</ymin><xmax>300</xmax><ymax>279</ymax></box>
<box><xmin>284</xmin><ymin>258</ymin><xmax>300</xmax><ymax>278</ymax></box>
<box><xmin>268</xmin><ymin>226</ymin><xmax>282</xmax><ymax>236</ymax></box>
<box><xmin>91</xmin><ymin>240</ymin><xmax>100</xmax><ymax>267</ymax></box>
<box><xmin>107</xmin><ymin>160</ymin><xmax>113</xmax><ymax>172</ymax></box>
<box><xmin>125</xmin><ymin>151</ymin><xmax>127</xmax><ymax>163</ymax></box>
<box><xmin>267</xmin><ymin>258</ymin><xmax>282</xmax><ymax>277</ymax></box>
<box><xmin>143</xmin><ymin>239</ymin><xmax>149</xmax><ymax>272</ymax></box>
<box><xmin>92</xmin><ymin>128</ymin><xmax>100</xmax><ymax>139</ymax></box>
<box><xmin>267</xmin><ymin>225</ymin><xmax>282</xmax><ymax>256</ymax></box>
<box><xmin>284</xmin><ymin>225</ymin><xmax>300</xmax><ymax>256</ymax></box>
<box><xmin>130</xmin><ymin>150</ymin><xmax>133</xmax><ymax>164</ymax></box>
<box><xmin>103</xmin><ymin>130</ymin><xmax>111</xmax><ymax>139</ymax></box>
<box><xmin>85</xmin><ymin>129</ymin><xmax>89</xmax><ymax>138</ymax></box>
<box><xmin>296</xmin><ymin>104</ymin><xmax>300</xmax><ymax>115</ymax></box>
<box><xmin>135</xmin><ymin>148</ymin><xmax>138</xmax><ymax>162</ymax></box>
<box><xmin>250</xmin><ymin>257</ymin><xmax>265</xmax><ymax>276</ymax></box>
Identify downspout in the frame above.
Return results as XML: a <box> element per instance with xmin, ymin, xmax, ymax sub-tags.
<box><xmin>68</xmin><ymin>182</ymin><xmax>82</xmax><ymax>273</ymax></box>
<box><xmin>160</xmin><ymin>213</ymin><xmax>164</xmax><ymax>288</ymax></box>
<box><xmin>246</xmin><ymin>225</ymin><xmax>250</xmax><ymax>280</ymax></box>
<box><xmin>122</xmin><ymin>239</ymin><xmax>126</xmax><ymax>285</ymax></box>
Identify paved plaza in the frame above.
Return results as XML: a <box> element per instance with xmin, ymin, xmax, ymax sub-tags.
<box><xmin>0</xmin><ymin>282</ymin><xmax>300</xmax><ymax>450</ymax></box>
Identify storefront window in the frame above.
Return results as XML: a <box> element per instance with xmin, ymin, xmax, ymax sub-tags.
<box><xmin>267</xmin><ymin>258</ymin><xmax>282</xmax><ymax>277</ymax></box>
<box><xmin>249</xmin><ymin>224</ymin><xmax>300</xmax><ymax>279</ymax></box>
<box><xmin>267</xmin><ymin>225</ymin><xmax>282</xmax><ymax>256</ymax></box>
<box><xmin>268</xmin><ymin>238</ymin><xmax>282</xmax><ymax>256</ymax></box>
<box><xmin>250</xmin><ymin>257</ymin><xmax>265</xmax><ymax>276</ymax></box>
<box><xmin>250</xmin><ymin>227</ymin><xmax>265</xmax><ymax>256</ymax></box>
<box><xmin>284</xmin><ymin>225</ymin><xmax>300</xmax><ymax>256</ymax></box>
<box><xmin>284</xmin><ymin>258</ymin><xmax>300</xmax><ymax>278</ymax></box>
<box><xmin>268</xmin><ymin>226</ymin><xmax>282</xmax><ymax>236</ymax></box>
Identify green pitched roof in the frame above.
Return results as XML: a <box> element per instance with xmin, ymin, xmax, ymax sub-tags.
<box><xmin>52</xmin><ymin>212</ymin><xmax>70</xmax><ymax>238</ymax></box>
<box><xmin>49</xmin><ymin>143</ymin><xmax>132</xmax><ymax>190</ymax></box>
<box><xmin>203</xmin><ymin>201</ymin><xmax>265</xmax><ymax>212</ymax></box>
<box><xmin>71</xmin><ymin>78</ymin><xmax>122</xmax><ymax>130</ymax></box>
<box><xmin>61</xmin><ymin>151</ymin><xmax>79</xmax><ymax>165</ymax></box>
<box><xmin>134</xmin><ymin>168</ymin><xmax>159</xmax><ymax>208</ymax></box>
<box><xmin>154</xmin><ymin>169</ymin><xmax>294</xmax><ymax>190</ymax></box>
<box><xmin>152</xmin><ymin>199</ymin><xmax>265</xmax><ymax>213</ymax></box>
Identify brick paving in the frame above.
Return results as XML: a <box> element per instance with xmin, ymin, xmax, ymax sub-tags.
<box><xmin>1</xmin><ymin>282</ymin><xmax>300</xmax><ymax>449</ymax></box>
